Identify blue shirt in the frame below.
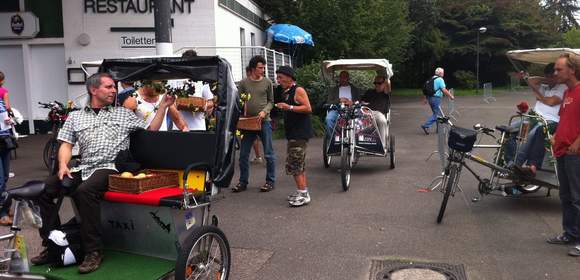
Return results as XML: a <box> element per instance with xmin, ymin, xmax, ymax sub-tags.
<box><xmin>433</xmin><ymin>77</ymin><xmax>446</xmax><ymax>98</ymax></box>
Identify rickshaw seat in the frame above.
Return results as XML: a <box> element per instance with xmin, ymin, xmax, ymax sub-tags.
<box><xmin>495</xmin><ymin>125</ymin><xmax>519</xmax><ymax>135</ymax></box>
<box><xmin>104</xmin><ymin>187</ymin><xmax>187</xmax><ymax>207</ymax></box>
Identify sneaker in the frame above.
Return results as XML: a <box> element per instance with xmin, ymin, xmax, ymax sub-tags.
<box><xmin>421</xmin><ymin>126</ymin><xmax>429</xmax><ymax>135</ymax></box>
<box><xmin>289</xmin><ymin>192</ymin><xmax>310</xmax><ymax>207</ymax></box>
<box><xmin>287</xmin><ymin>190</ymin><xmax>301</xmax><ymax>201</ymax></box>
<box><xmin>30</xmin><ymin>248</ymin><xmax>50</xmax><ymax>266</ymax></box>
<box><xmin>250</xmin><ymin>157</ymin><xmax>263</xmax><ymax>164</ymax></box>
<box><xmin>78</xmin><ymin>251</ymin><xmax>103</xmax><ymax>274</ymax></box>
<box><xmin>547</xmin><ymin>233</ymin><xmax>575</xmax><ymax>245</ymax></box>
<box><xmin>568</xmin><ymin>244</ymin><xmax>580</xmax><ymax>257</ymax></box>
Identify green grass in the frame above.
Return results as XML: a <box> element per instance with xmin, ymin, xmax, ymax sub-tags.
<box><xmin>394</xmin><ymin>86</ymin><xmax>512</xmax><ymax>97</ymax></box>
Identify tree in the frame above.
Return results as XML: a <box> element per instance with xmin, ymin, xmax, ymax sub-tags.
<box><xmin>562</xmin><ymin>28</ymin><xmax>580</xmax><ymax>47</ymax></box>
<box><xmin>543</xmin><ymin>0</ymin><xmax>580</xmax><ymax>32</ymax></box>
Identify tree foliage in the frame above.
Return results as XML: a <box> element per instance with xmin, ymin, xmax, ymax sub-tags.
<box><xmin>543</xmin><ymin>0</ymin><xmax>580</xmax><ymax>32</ymax></box>
<box><xmin>258</xmin><ymin>0</ymin><xmax>568</xmax><ymax>88</ymax></box>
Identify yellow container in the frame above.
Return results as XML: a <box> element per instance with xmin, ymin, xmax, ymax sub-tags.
<box><xmin>157</xmin><ymin>169</ymin><xmax>206</xmax><ymax>192</ymax></box>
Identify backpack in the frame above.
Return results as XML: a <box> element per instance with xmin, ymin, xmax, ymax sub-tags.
<box><xmin>47</xmin><ymin>218</ymin><xmax>84</xmax><ymax>266</ymax></box>
<box><xmin>422</xmin><ymin>76</ymin><xmax>439</xmax><ymax>97</ymax></box>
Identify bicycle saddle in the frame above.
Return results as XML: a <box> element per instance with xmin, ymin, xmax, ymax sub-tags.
<box><xmin>495</xmin><ymin>125</ymin><xmax>519</xmax><ymax>135</ymax></box>
<box><xmin>7</xmin><ymin>180</ymin><xmax>45</xmax><ymax>200</ymax></box>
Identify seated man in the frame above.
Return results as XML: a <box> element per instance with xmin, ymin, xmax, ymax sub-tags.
<box><xmin>325</xmin><ymin>71</ymin><xmax>361</xmax><ymax>140</ymax></box>
<box><xmin>512</xmin><ymin>63</ymin><xmax>566</xmax><ymax>175</ymax></box>
<box><xmin>31</xmin><ymin>73</ymin><xmax>175</xmax><ymax>273</ymax></box>
<box><xmin>361</xmin><ymin>75</ymin><xmax>392</xmax><ymax>149</ymax></box>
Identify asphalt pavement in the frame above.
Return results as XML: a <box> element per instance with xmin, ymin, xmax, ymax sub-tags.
<box><xmin>5</xmin><ymin>90</ymin><xmax>580</xmax><ymax>280</ymax></box>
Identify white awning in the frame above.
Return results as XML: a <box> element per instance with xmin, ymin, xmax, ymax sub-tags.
<box><xmin>321</xmin><ymin>59</ymin><xmax>394</xmax><ymax>81</ymax></box>
<box><xmin>506</xmin><ymin>48</ymin><xmax>580</xmax><ymax>65</ymax></box>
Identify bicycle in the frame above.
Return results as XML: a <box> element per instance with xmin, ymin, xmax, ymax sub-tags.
<box><xmin>38</xmin><ymin>101</ymin><xmax>76</xmax><ymax>175</ymax></box>
<box><xmin>435</xmin><ymin>112</ymin><xmax>559</xmax><ymax>224</ymax></box>
<box><xmin>0</xmin><ymin>181</ymin><xmax>44</xmax><ymax>279</ymax></box>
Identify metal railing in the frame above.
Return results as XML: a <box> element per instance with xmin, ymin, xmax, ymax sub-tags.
<box><xmin>178</xmin><ymin>46</ymin><xmax>293</xmax><ymax>82</ymax></box>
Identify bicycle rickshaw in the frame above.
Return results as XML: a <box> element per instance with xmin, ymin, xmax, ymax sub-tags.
<box><xmin>0</xmin><ymin>55</ymin><xmax>241</xmax><ymax>279</ymax></box>
<box><xmin>321</xmin><ymin>59</ymin><xmax>396</xmax><ymax>191</ymax></box>
<box><xmin>434</xmin><ymin>48</ymin><xmax>580</xmax><ymax>223</ymax></box>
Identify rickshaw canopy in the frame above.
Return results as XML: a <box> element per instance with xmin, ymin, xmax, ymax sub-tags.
<box><xmin>506</xmin><ymin>48</ymin><xmax>580</xmax><ymax>65</ymax></box>
<box><xmin>321</xmin><ymin>59</ymin><xmax>394</xmax><ymax>82</ymax></box>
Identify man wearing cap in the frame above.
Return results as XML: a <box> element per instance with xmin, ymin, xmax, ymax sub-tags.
<box><xmin>275</xmin><ymin>66</ymin><xmax>314</xmax><ymax>207</ymax></box>
<box><xmin>232</xmin><ymin>55</ymin><xmax>276</xmax><ymax>192</ymax></box>
<box><xmin>361</xmin><ymin>74</ymin><xmax>392</xmax><ymax>150</ymax></box>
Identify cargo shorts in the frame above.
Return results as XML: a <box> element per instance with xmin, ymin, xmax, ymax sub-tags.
<box><xmin>286</xmin><ymin>139</ymin><xmax>308</xmax><ymax>176</ymax></box>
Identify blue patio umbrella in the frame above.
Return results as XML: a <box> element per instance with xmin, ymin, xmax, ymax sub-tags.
<box><xmin>266</xmin><ymin>24</ymin><xmax>314</xmax><ymax>46</ymax></box>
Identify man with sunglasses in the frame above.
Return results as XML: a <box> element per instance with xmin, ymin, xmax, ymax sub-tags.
<box><xmin>361</xmin><ymin>75</ymin><xmax>391</xmax><ymax>150</ymax></box>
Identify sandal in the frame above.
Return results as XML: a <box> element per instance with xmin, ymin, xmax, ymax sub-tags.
<box><xmin>260</xmin><ymin>182</ymin><xmax>275</xmax><ymax>192</ymax></box>
<box><xmin>231</xmin><ymin>183</ymin><xmax>247</xmax><ymax>193</ymax></box>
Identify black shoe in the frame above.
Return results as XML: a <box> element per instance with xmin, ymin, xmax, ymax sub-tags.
<box><xmin>30</xmin><ymin>248</ymin><xmax>50</xmax><ymax>265</ymax></box>
<box><xmin>547</xmin><ymin>233</ymin><xmax>575</xmax><ymax>245</ymax></box>
<box><xmin>421</xmin><ymin>126</ymin><xmax>429</xmax><ymax>135</ymax></box>
<box><xmin>78</xmin><ymin>251</ymin><xmax>103</xmax><ymax>274</ymax></box>
<box><xmin>231</xmin><ymin>183</ymin><xmax>247</xmax><ymax>193</ymax></box>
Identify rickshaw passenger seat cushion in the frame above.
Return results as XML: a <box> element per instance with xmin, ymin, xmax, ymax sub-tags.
<box><xmin>104</xmin><ymin>187</ymin><xmax>185</xmax><ymax>207</ymax></box>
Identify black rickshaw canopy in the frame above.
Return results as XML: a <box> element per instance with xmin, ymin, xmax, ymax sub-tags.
<box><xmin>85</xmin><ymin>55</ymin><xmax>241</xmax><ymax>188</ymax></box>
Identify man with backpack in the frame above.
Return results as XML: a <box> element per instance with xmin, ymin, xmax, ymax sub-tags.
<box><xmin>420</xmin><ymin>67</ymin><xmax>454</xmax><ymax>135</ymax></box>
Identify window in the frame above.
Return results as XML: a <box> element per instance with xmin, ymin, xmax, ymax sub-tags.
<box><xmin>0</xmin><ymin>0</ymin><xmax>20</xmax><ymax>12</ymax></box>
<box><xmin>250</xmin><ymin>32</ymin><xmax>256</xmax><ymax>46</ymax></box>
<box><xmin>240</xmin><ymin>28</ymin><xmax>246</xmax><ymax>46</ymax></box>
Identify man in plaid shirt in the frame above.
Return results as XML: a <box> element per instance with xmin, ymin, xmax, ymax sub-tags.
<box><xmin>31</xmin><ymin>73</ymin><xmax>175</xmax><ymax>273</ymax></box>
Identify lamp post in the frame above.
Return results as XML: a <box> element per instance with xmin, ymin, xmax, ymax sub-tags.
<box><xmin>476</xmin><ymin>26</ymin><xmax>487</xmax><ymax>94</ymax></box>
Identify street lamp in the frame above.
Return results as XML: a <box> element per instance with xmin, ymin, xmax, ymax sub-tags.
<box><xmin>476</xmin><ymin>26</ymin><xmax>487</xmax><ymax>94</ymax></box>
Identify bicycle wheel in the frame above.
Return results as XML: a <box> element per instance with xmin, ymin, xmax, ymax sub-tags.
<box><xmin>323</xmin><ymin>136</ymin><xmax>331</xmax><ymax>168</ymax></box>
<box><xmin>389</xmin><ymin>135</ymin><xmax>395</xmax><ymax>169</ymax></box>
<box><xmin>340</xmin><ymin>134</ymin><xmax>353</xmax><ymax>192</ymax></box>
<box><xmin>42</xmin><ymin>139</ymin><xmax>52</xmax><ymax>169</ymax></box>
<box><xmin>175</xmin><ymin>225</ymin><xmax>231</xmax><ymax>280</ymax></box>
<box><xmin>437</xmin><ymin>164</ymin><xmax>458</xmax><ymax>224</ymax></box>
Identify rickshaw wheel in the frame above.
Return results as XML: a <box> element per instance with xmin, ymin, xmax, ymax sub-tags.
<box><xmin>176</xmin><ymin>225</ymin><xmax>231</xmax><ymax>280</ymax></box>
<box><xmin>341</xmin><ymin>147</ymin><xmax>351</xmax><ymax>191</ymax></box>
<box><xmin>323</xmin><ymin>137</ymin><xmax>331</xmax><ymax>168</ymax></box>
<box><xmin>388</xmin><ymin>135</ymin><xmax>395</xmax><ymax>169</ymax></box>
<box><xmin>519</xmin><ymin>184</ymin><xmax>541</xmax><ymax>193</ymax></box>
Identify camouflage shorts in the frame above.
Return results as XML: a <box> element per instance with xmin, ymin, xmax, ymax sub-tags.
<box><xmin>286</xmin><ymin>140</ymin><xmax>308</xmax><ymax>176</ymax></box>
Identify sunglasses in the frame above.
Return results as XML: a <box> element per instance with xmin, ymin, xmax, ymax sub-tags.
<box><xmin>373</xmin><ymin>81</ymin><xmax>384</xmax><ymax>85</ymax></box>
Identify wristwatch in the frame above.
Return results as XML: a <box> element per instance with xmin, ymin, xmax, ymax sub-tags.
<box><xmin>289</xmin><ymin>105</ymin><xmax>294</xmax><ymax>111</ymax></box>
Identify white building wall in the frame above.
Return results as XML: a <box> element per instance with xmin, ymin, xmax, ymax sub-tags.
<box><xmin>29</xmin><ymin>45</ymin><xmax>67</xmax><ymax>119</ymax></box>
<box><xmin>214</xmin><ymin>1</ymin><xmax>266</xmax><ymax>81</ymax></box>
<box><xmin>0</xmin><ymin>46</ymin><xmax>27</xmax><ymax>117</ymax></box>
<box><xmin>61</xmin><ymin>0</ymin><xmax>219</xmax><ymax>99</ymax></box>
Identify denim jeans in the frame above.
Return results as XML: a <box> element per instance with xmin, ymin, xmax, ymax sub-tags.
<box><xmin>0</xmin><ymin>150</ymin><xmax>10</xmax><ymax>217</ymax></box>
<box><xmin>325</xmin><ymin>110</ymin><xmax>339</xmax><ymax>140</ymax></box>
<box><xmin>556</xmin><ymin>155</ymin><xmax>580</xmax><ymax>240</ymax></box>
<box><xmin>238</xmin><ymin>120</ymin><xmax>276</xmax><ymax>186</ymax></box>
<box><xmin>515</xmin><ymin>121</ymin><xmax>557</xmax><ymax>168</ymax></box>
<box><xmin>422</xmin><ymin>96</ymin><xmax>442</xmax><ymax>129</ymax></box>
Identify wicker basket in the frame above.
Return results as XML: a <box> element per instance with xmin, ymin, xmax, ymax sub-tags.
<box><xmin>236</xmin><ymin>116</ymin><xmax>262</xmax><ymax>131</ymax></box>
<box><xmin>176</xmin><ymin>96</ymin><xmax>206</xmax><ymax>112</ymax></box>
<box><xmin>108</xmin><ymin>170</ymin><xmax>179</xmax><ymax>194</ymax></box>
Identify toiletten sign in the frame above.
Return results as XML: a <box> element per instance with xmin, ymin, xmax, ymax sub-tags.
<box><xmin>120</xmin><ymin>34</ymin><xmax>156</xmax><ymax>49</ymax></box>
